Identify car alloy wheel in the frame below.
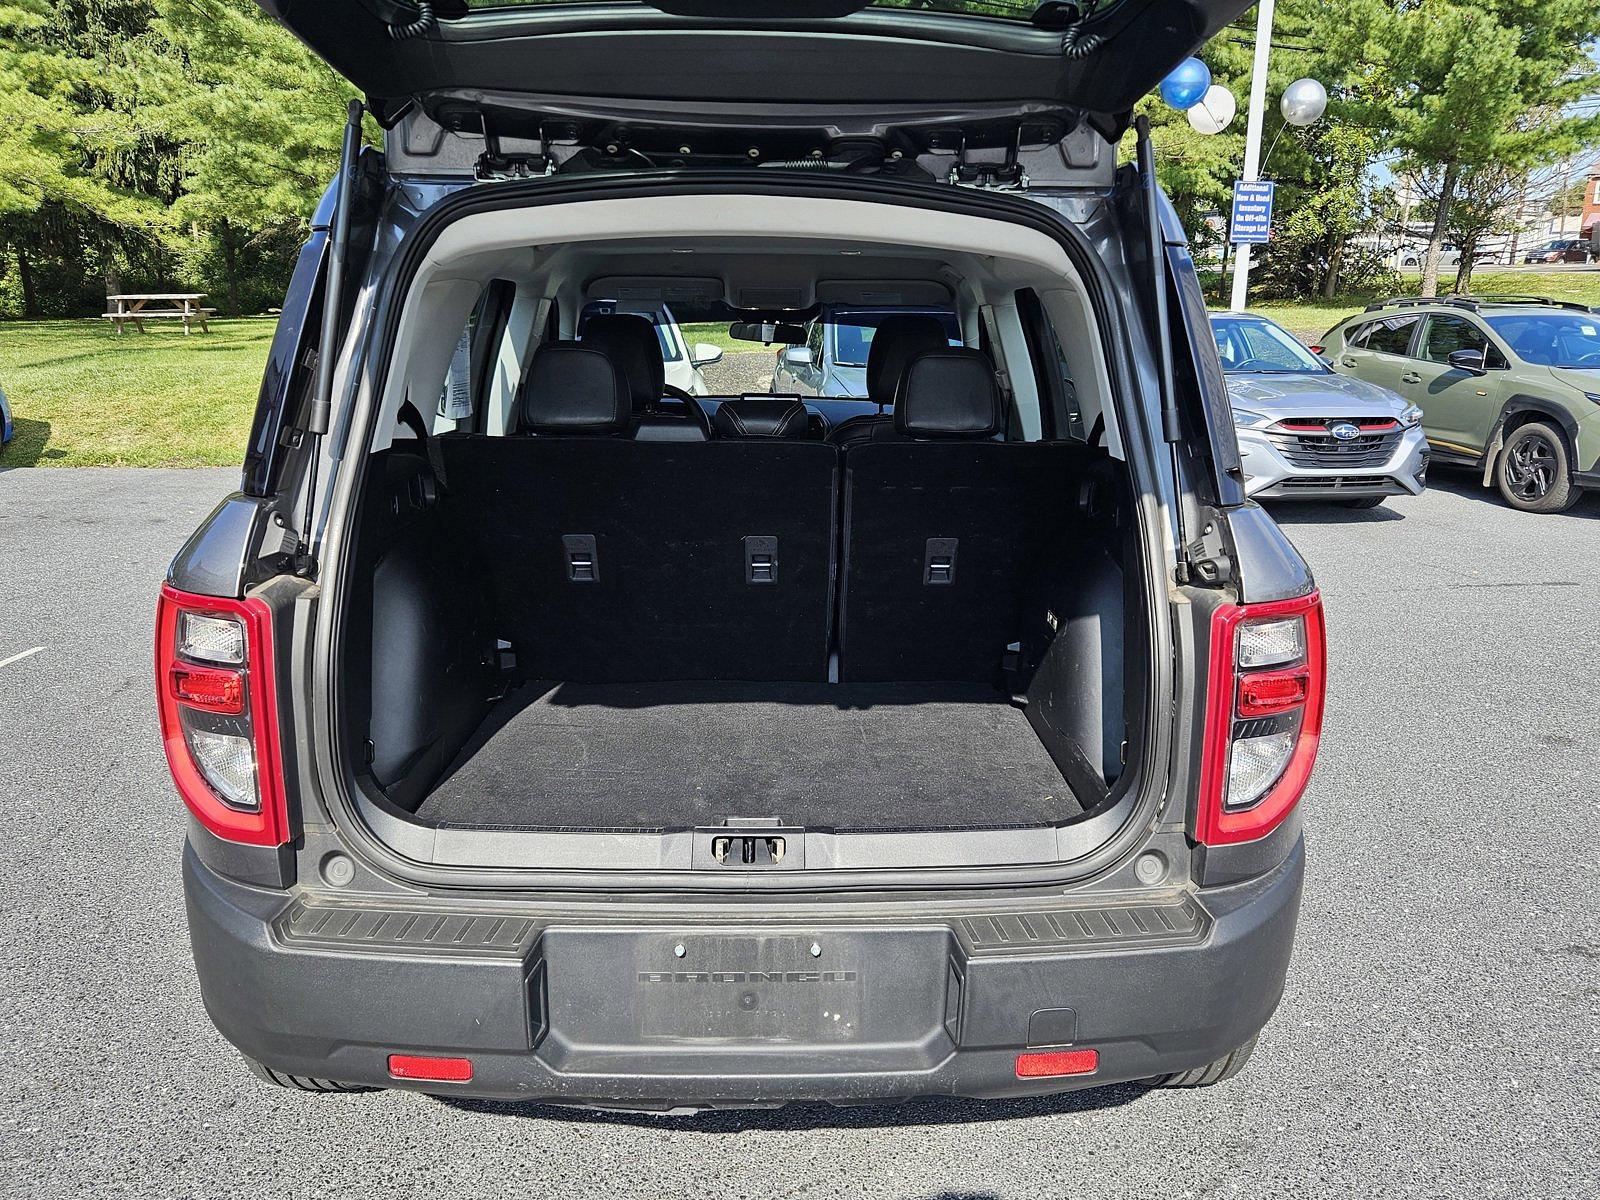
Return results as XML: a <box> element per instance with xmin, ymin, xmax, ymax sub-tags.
<box><xmin>1504</xmin><ymin>432</ymin><xmax>1557</xmax><ymax>501</ymax></box>
<box><xmin>1496</xmin><ymin>423</ymin><xmax>1578</xmax><ymax>513</ymax></box>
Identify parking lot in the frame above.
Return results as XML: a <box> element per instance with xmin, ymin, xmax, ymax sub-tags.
<box><xmin>1</xmin><ymin>466</ymin><xmax>1596</xmax><ymax>1199</ymax></box>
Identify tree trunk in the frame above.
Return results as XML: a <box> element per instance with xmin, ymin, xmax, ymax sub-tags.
<box><xmin>1320</xmin><ymin>240</ymin><xmax>1345</xmax><ymax>299</ymax></box>
<box><xmin>13</xmin><ymin>244</ymin><xmax>39</xmax><ymax>318</ymax></box>
<box><xmin>217</xmin><ymin>219</ymin><xmax>243</xmax><ymax>317</ymax></box>
<box><xmin>1420</xmin><ymin>159</ymin><xmax>1459</xmax><ymax>298</ymax></box>
<box><xmin>1453</xmin><ymin>230</ymin><xmax>1478</xmax><ymax>296</ymax></box>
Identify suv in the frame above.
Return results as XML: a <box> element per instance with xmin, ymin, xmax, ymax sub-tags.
<box><xmin>165</xmin><ymin>0</ymin><xmax>1319</xmax><ymax>1108</ymax></box>
<box><xmin>1317</xmin><ymin>296</ymin><xmax>1600</xmax><ymax>512</ymax></box>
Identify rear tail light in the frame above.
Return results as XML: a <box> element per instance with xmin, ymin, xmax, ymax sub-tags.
<box><xmin>156</xmin><ymin>584</ymin><xmax>289</xmax><ymax>846</ymax></box>
<box><xmin>1307</xmin><ymin>344</ymin><xmax>1324</xmax><ymax>355</ymax></box>
<box><xmin>1197</xmin><ymin>591</ymin><xmax>1326</xmax><ymax>846</ymax></box>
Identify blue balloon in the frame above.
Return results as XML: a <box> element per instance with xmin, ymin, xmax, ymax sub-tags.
<box><xmin>1159</xmin><ymin>57</ymin><xmax>1212</xmax><ymax>111</ymax></box>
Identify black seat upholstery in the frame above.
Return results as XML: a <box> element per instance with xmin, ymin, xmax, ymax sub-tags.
<box><xmin>581</xmin><ymin>313</ymin><xmax>712</xmax><ymax>441</ymax></box>
<box><xmin>891</xmin><ymin>348</ymin><xmax>1002</xmax><ymax>439</ymax></box>
<box><xmin>579</xmin><ymin>314</ymin><xmax>663</xmax><ymax>414</ymax></box>
<box><xmin>837</xmin><ymin>348</ymin><xmax>1086</xmax><ymax>683</ymax></box>
<box><xmin>712</xmin><ymin>396</ymin><xmax>812</xmax><ymax>439</ymax></box>
<box><xmin>828</xmin><ymin>314</ymin><xmax>952</xmax><ymax>447</ymax></box>
<box><xmin>520</xmin><ymin>343</ymin><xmax>632</xmax><ymax>437</ymax></box>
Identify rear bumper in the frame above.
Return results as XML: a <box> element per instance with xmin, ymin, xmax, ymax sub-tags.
<box><xmin>1239</xmin><ymin>424</ymin><xmax>1428</xmax><ymax>500</ymax></box>
<box><xmin>183</xmin><ymin>838</ymin><xmax>1305</xmax><ymax>1108</ymax></box>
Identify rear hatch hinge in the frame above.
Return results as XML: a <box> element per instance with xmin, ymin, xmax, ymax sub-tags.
<box><xmin>948</xmin><ymin>131</ymin><xmax>1028</xmax><ymax>192</ymax></box>
<box><xmin>475</xmin><ymin>129</ymin><xmax>555</xmax><ymax>182</ymax></box>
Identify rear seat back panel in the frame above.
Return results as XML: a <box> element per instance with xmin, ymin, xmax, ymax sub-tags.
<box><xmin>439</xmin><ymin>437</ymin><xmax>838</xmax><ymax>683</ymax></box>
<box><xmin>838</xmin><ymin>442</ymin><xmax>1091</xmax><ymax>683</ymax></box>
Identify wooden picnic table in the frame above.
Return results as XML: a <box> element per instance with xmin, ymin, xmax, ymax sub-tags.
<box><xmin>103</xmin><ymin>293</ymin><xmax>216</xmax><ymax>336</ymax></box>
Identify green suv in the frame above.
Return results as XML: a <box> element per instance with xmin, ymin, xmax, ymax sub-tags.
<box><xmin>1316</xmin><ymin>296</ymin><xmax>1600</xmax><ymax>512</ymax></box>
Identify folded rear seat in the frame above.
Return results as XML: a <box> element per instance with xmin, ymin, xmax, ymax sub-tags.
<box><xmin>837</xmin><ymin>347</ymin><xmax>1091</xmax><ymax>683</ymax></box>
<box><xmin>440</xmin><ymin>343</ymin><xmax>838</xmax><ymax>683</ymax></box>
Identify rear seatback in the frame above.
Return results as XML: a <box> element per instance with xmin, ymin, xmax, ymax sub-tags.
<box><xmin>440</xmin><ymin>345</ymin><xmax>837</xmax><ymax>683</ymax></box>
<box><xmin>837</xmin><ymin>348</ymin><xmax>1090</xmax><ymax>683</ymax></box>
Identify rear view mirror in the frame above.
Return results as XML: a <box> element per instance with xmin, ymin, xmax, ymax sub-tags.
<box><xmin>1447</xmin><ymin>349</ymin><xmax>1486</xmax><ymax>373</ymax></box>
<box><xmin>690</xmin><ymin>343</ymin><xmax>724</xmax><ymax>368</ymax></box>
<box><xmin>779</xmin><ymin>346</ymin><xmax>815</xmax><ymax>367</ymax></box>
<box><xmin>729</xmin><ymin>321</ymin><xmax>806</xmax><ymax>346</ymax></box>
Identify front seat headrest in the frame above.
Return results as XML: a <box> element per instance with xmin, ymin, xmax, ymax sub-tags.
<box><xmin>521</xmin><ymin>343</ymin><xmax>631</xmax><ymax>436</ymax></box>
<box><xmin>865</xmin><ymin>314</ymin><xmax>951</xmax><ymax>407</ymax></box>
<box><xmin>893</xmin><ymin>347</ymin><xmax>1002</xmax><ymax>439</ymax></box>
<box><xmin>581</xmin><ymin>314</ymin><xmax>664</xmax><ymax>412</ymax></box>
<box><xmin>712</xmin><ymin>396</ymin><xmax>812</xmax><ymax>439</ymax></box>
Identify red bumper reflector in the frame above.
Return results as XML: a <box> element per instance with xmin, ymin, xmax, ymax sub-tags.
<box><xmin>1237</xmin><ymin>665</ymin><xmax>1310</xmax><ymax>717</ymax></box>
<box><xmin>169</xmin><ymin>662</ymin><xmax>245</xmax><ymax>715</ymax></box>
<box><xmin>388</xmin><ymin>1054</ymin><xmax>473</xmax><ymax>1083</ymax></box>
<box><xmin>1015</xmin><ymin>1048</ymin><xmax>1099</xmax><ymax>1078</ymax></box>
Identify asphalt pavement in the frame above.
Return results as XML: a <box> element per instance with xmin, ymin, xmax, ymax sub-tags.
<box><xmin>1</xmin><ymin>466</ymin><xmax>1596</xmax><ymax>1199</ymax></box>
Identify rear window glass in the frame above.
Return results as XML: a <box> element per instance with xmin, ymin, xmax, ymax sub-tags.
<box><xmin>1362</xmin><ymin>315</ymin><xmax>1419</xmax><ymax>357</ymax></box>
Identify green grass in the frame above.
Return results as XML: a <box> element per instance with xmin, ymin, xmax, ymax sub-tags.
<box><xmin>3</xmin><ymin>271</ymin><xmax>1596</xmax><ymax>467</ymax></box>
<box><xmin>0</xmin><ymin>317</ymin><xmax>277</xmax><ymax>468</ymax></box>
<box><xmin>1223</xmin><ymin>271</ymin><xmax>1600</xmax><ymax>343</ymax></box>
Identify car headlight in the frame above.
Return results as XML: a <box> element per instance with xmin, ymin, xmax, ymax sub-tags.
<box><xmin>1400</xmin><ymin>403</ymin><xmax>1424</xmax><ymax>427</ymax></box>
<box><xmin>1584</xmin><ymin>392</ymin><xmax>1600</xmax><ymax>407</ymax></box>
<box><xmin>1231</xmin><ymin>408</ymin><xmax>1273</xmax><ymax>430</ymax></box>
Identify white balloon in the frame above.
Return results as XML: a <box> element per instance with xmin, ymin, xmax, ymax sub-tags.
<box><xmin>1188</xmin><ymin>84</ymin><xmax>1237</xmax><ymax>135</ymax></box>
<box><xmin>1280</xmin><ymin>77</ymin><xmax>1327</xmax><ymax>127</ymax></box>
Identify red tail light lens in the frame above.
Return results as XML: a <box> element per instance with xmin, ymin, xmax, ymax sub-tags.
<box><xmin>168</xmin><ymin>662</ymin><xmax>246</xmax><ymax>715</ymax></box>
<box><xmin>156</xmin><ymin>584</ymin><xmax>289</xmax><ymax>847</ymax></box>
<box><xmin>1307</xmin><ymin>344</ymin><xmax>1325</xmax><ymax>355</ymax></box>
<box><xmin>1197</xmin><ymin>591</ymin><xmax>1326</xmax><ymax>846</ymax></box>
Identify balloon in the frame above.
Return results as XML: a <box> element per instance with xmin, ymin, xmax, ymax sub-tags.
<box><xmin>1187</xmin><ymin>84</ymin><xmax>1237</xmax><ymax>135</ymax></box>
<box><xmin>1280</xmin><ymin>77</ymin><xmax>1328</xmax><ymax>127</ymax></box>
<box><xmin>1159</xmin><ymin>57</ymin><xmax>1212</xmax><ymax>111</ymax></box>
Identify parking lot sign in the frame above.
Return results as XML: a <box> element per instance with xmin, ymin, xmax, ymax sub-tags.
<box><xmin>1230</xmin><ymin>180</ymin><xmax>1275</xmax><ymax>245</ymax></box>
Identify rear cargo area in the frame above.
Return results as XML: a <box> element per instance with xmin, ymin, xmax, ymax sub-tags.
<box><xmin>346</xmin><ymin>432</ymin><xmax>1139</xmax><ymax>840</ymax></box>
<box><xmin>420</xmin><ymin>681</ymin><xmax>1079</xmax><ymax>831</ymax></box>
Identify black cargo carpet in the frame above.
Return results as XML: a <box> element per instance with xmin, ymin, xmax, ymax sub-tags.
<box><xmin>417</xmin><ymin>680</ymin><xmax>1079</xmax><ymax>832</ymax></box>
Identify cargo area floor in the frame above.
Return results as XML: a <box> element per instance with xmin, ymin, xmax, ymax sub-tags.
<box><xmin>417</xmin><ymin>680</ymin><xmax>1081</xmax><ymax>831</ymax></box>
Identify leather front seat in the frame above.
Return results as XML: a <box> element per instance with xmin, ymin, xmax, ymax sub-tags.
<box><xmin>580</xmin><ymin>314</ymin><xmax>664</xmax><ymax>414</ymax></box>
<box><xmin>582</xmin><ymin>313</ymin><xmax>710</xmax><ymax>441</ymax></box>
<box><xmin>712</xmin><ymin>396</ymin><xmax>813</xmax><ymax>439</ymax></box>
<box><xmin>828</xmin><ymin>314</ymin><xmax>952</xmax><ymax>447</ymax></box>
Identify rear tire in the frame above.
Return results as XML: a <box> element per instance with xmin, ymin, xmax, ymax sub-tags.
<box><xmin>1338</xmin><ymin>496</ymin><xmax>1385</xmax><ymax>509</ymax></box>
<box><xmin>243</xmin><ymin>1056</ymin><xmax>376</xmax><ymax>1094</ymax></box>
<box><xmin>1150</xmin><ymin>1035</ymin><xmax>1258</xmax><ymax>1088</ymax></box>
<box><xmin>1496</xmin><ymin>422</ymin><xmax>1577</xmax><ymax>513</ymax></box>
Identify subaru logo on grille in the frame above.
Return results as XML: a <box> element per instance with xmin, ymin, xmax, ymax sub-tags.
<box><xmin>1330</xmin><ymin>422</ymin><xmax>1360</xmax><ymax>441</ymax></box>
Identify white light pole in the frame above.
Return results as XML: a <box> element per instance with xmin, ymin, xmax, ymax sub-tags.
<box><xmin>1229</xmin><ymin>0</ymin><xmax>1275</xmax><ymax>312</ymax></box>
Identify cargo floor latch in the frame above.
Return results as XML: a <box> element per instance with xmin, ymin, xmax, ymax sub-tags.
<box><xmin>712</xmin><ymin>834</ymin><xmax>785</xmax><ymax>866</ymax></box>
<box><xmin>744</xmin><ymin>535</ymin><xmax>777</xmax><ymax>584</ymax></box>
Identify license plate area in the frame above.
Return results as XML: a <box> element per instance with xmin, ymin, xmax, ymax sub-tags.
<box><xmin>537</xmin><ymin>926</ymin><xmax>955</xmax><ymax>1075</ymax></box>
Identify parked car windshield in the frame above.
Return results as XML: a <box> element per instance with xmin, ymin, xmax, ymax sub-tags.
<box><xmin>1485</xmin><ymin>313</ymin><xmax>1600</xmax><ymax>369</ymax></box>
<box><xmin>1210</xmin><ymin>315</ymin><xmax>1327</xmax><ymax>374</ymax></box>
<box><xmin>830</xmin><ymin>310</ymin><xmax>962</xmax><ymax>367</ymax></box>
